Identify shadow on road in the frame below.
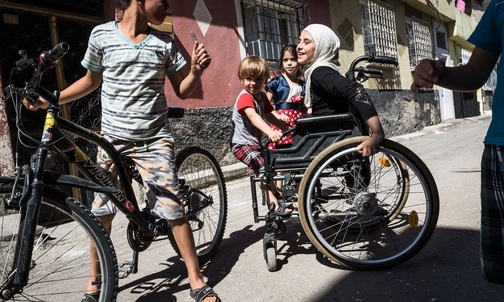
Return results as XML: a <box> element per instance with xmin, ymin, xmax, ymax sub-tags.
<box><xmin>117</xmin><ymin>220</ymin><xmax>348</xmax><ymax>300</ymax></box>
<box><xmin>114</xmin><ymin>223</ymin><xmax>504</xmax><ymax>302</ymax></box>
<box><xmin>312</xmin><ymin>226</ymin><xmax>504</xmax><ymax>301</ymax></box>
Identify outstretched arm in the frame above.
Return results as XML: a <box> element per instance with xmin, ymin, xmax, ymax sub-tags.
<box><xmin>24</xmin><ymin>69</ymin><xmax>102</xmax><ymax>110</ymax></box>
<box><xmin>411</xmin><ymin>47</ymin><xmax>499</xmax><ymax>92</ymax></box>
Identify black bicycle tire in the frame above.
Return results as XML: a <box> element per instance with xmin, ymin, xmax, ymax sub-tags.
<box><xmin>168</xmin><ymin>146</ymin><xmax>228</xmax><ymax>264</ymax></box>
<box><xmin>0</xmin><ymin>180</ymin><xmax>118</xmax><ymax>301</ymax></box>
<box><xmin>298</xmin><ymin>137</ymin><xmax>439</xmax><ymax>270</ymax></box>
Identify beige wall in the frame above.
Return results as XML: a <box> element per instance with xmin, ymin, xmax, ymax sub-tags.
<box><xmin>329</xmin><ymin>0</ymin><xmax>480</xmax><ymax>92</ymax></box>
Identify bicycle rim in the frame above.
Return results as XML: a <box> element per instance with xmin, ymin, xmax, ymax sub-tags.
<box><xmin>173</xmin><ymin>146</ymin><xmax>228</xmax><ymax>264</ymax></box>
<box><xmin>298</xmin><ymin>137</ymin><xmax>439</xmax><ymax>270</ymax></box>
<box><xmin>0</xmin><ymin>187</ymin><xmax>118</xmax><ymax>301</ymax></box>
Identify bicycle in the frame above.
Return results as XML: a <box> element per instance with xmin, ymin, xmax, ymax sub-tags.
<box><xmin>0</xmin><ymin>43</ymin><xmax>228</xmax><ymax>301</ymax></box>
<box><xmin>251</xmin><ymin>54</ymin><xmax>439</xmax><ymax>271</ymax></box>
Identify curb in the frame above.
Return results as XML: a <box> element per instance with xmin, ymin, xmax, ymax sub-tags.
<box><xmin>221</xmin><ymin>162</ymin><xmax>250</xmax><ymax>181</ymax></box>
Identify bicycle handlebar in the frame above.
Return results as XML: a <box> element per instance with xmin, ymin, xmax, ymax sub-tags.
<box><xmin>10</xmin><ymin>43</ymin><xmax>70</xmax><ymax>108</ymax></box>
<box><xmin>40</xmin><ymin>42</ymin><xmax>69</xmax><ymax>67</ymax></box>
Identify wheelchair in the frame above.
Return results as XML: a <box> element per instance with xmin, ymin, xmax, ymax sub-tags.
<box><xmin>250</xmin><ymin>55</ymin><xmax>439</xmax><ymax>272</ymax></box>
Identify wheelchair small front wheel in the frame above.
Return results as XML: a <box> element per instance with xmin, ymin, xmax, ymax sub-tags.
<box><xmin>298</xmin><ymin>137</ymin><xmax>439</xmax><ymax>270</ymax></box>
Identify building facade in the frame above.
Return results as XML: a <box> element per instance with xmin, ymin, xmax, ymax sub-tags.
<box><xmin>0</xmin><ymin>0</ymin><xmax>489</xmax><ymax>178</ymax></box>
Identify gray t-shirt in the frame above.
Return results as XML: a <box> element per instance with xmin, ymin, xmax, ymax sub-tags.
<box><xmin>231</xmin><ymin>89</ymin><xmax>272</xmax><ymax>146</ymax></box>
<box><xmin>82</xmin><ymin>21</ymin><xmax>186</xmax><ymax>141</ymax></box>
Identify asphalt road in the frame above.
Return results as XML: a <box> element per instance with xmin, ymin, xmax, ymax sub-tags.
<box><xmin>110</xmin><ymin>114</ymin><xmax>504</xmax><ymax>302</ymax></box>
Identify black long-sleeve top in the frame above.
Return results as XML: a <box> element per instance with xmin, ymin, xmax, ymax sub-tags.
<box><xmin>309</xmin><ymin>66</ymin><xmax>378</xmax><ymax>120</ymax></box>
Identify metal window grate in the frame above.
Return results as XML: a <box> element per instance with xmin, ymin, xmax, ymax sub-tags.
<box><xmin>241</xmin><ymin>0</ymin><xmax>309</xmax><ymax>66</ymax></box>
<box><xmin>361</xmin><ymin>0</ymin><xmax>398</xmax><ymax>58</ymax></box>
<box><xmin>407</xmin><ymin>17</ymin><xmax>433</xmax><ymax>67</ymax></box>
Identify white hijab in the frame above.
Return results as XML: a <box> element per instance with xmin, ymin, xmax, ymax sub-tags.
<box><xmin>302</xmin><ymin>24</ymin><xmax>341</xmax><ymax>109</ymax></box>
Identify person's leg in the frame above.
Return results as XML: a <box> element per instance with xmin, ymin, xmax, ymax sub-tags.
<box><xmin>168</xmin><ymin>217</ymin><xmax>207</xmax><ymax>287</ymax></box>
<box><xmin>134</xmin><ymin>138</ymin><xmax>219</xmax><ymax>301</ymax></box>
<box><xmin>232</xmin><ymin>143</ymin><xmax>277</xmax><ymax>204</ymax></box>
<box><xmin>480</xmin><ymin>145</ymin><xmax>504</xmax><ymax>284</ymax></box>
<box><xmin>169</xmin><ymin>218</ymin><xmax>220</xmax><ymax>301</ymax></box>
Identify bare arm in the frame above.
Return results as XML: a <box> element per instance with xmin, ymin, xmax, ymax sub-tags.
<box><xmin>59</xmin><ymin>70</ymin><xmax>103</xmax><ymax>104</ymax></box>
<box><xmin>24</xmin><ymin>69</ymin><xmax>102</xmax><ymax>110</ymax></box>
<box><xmin>265</xmin><ymin>112</ymin><xmax>289</xmax><ymax>132</ymax></box>
<box><xmin>243</xmin><ymin>107</ymin><xmax>283</xmax><ymax>142</ymax></box>
<box><xmin>411</xmin><ymin>47</ymin><xmax>499</xmax><ymax>92</ymax></box>
<box><xmin>356</xmin><ymin>115</ymin><xmax>385</xmax><ymax>157</ymax></box>
<box><xmin>168</xmin><ymin>41</ymin><xmax>211</xmax><ymax>99</ymax></box>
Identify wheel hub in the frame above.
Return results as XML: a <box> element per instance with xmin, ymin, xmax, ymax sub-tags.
<box><xmin>353</xmin><ymin>192</ymin><xmax>378</xmax><ymax>216</ymax></box>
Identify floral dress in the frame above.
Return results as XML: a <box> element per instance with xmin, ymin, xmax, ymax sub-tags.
<box><xmin>266</xmin><ymin>75</ymin><xmax>306</xmax><ymax>149</ymax></box>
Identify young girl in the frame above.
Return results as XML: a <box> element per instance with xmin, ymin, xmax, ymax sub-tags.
<box><xmin>297</xmin><ymin>24</ymin><xmax>384</xmax><ymax>157</ymax></box>
<box><xmin>266</xmin><ymin>45</ymin><xmax>306</xmax><ymax>149</ymax></box>
<box><xmin>230</xmin><ymin>55</ymin><xmax>290</xmax><ymax>213</ymax></box>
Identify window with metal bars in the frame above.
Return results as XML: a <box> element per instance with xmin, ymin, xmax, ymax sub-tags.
<box><xmin>361</xmin><ymin>0</ymin><xmax>398</xmax><ymax>58</ymax></box>
<box><xmin>406</xmin><ymin>17</ymin><xmax>433</xmax><ymax>68</ymax></box>
<box><xmin>241</xmin><ymin>0</ymin><xmax>308</xmax><ymax>67</ymax></box>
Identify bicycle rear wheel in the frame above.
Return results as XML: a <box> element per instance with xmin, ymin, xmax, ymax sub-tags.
<box><xmin>170</xmin><ymin>146</ymin><xmax>228</xmax><ymax>264</ymax></box>
<box><xmin>0</xmin><ymin>179</ymin><xmax>118</xmax><ymax>301</ymax></box>
<box><xmin>298</xmin><ymin>137</ymin><xmax>439</xmax><ymax>270</ymax></box>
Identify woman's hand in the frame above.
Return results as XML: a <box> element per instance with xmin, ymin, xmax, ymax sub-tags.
<box><xmin>356</xmin><ymin>116</ymin><xmax>385</xmax><ymax>157</ymax></box>
<box><xmin>356</xmin><ymin>134</ymin><xmax>383</xmax><ymax>157</ymax></box>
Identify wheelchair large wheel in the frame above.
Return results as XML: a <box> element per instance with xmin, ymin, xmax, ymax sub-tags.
<box><xmin>298</xmin><ymin>137</ymin><xmax>439</xmax><ymax>270</ymax></box>
<box><xmin>169</xmin><ymin>146</ymin><xmax>228</xmax><ymax>264</ymax></box>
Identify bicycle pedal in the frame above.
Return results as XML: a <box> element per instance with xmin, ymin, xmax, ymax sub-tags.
<box><xmin>118</xmin><ymin>262</ymin><xmax>134</xmax><ymax>279</ymax></box>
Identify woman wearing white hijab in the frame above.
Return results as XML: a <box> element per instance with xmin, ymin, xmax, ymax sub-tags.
<box><xmin>297</xmin><ymin>24</ymin><xmax>384</xmax><ymax>157</ymax></box>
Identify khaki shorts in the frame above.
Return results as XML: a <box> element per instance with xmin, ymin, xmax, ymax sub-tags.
<box><xmin>92</xmin><ymin>136</ymin><xmax>184</xmax><ymax>220</ymax></box>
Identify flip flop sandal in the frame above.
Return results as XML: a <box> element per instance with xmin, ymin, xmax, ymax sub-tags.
<box><xmin>81</xmin><ymin>292</ymin><xmax>100</xmax><ymax>302</ymax></box>
<box><xmin>190</xmin><ymin>285</ymin><xmax>221</xmax><ymax>302</ymax></box>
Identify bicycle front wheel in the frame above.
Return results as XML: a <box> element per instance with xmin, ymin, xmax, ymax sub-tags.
<box><xmin>0</xmin><ymin>181</ymin><xmax>118</xmax><ymax>301</ymax></box>
<box><xmin>170</xmin><ymin>146</ymin><xmax>228</xmax><ymax>264</ymax></box>
<box><xmin>298</xmin><ymin>137</ymin><xmax>439</xmax><ymax>270</ymax></box>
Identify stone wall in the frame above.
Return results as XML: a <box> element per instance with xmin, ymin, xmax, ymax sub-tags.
<box><xmin>369</xmin><ymin>89</ymin><xmax>441</xmax><ymax>137</ymax></box>
<box><xmin>170</xmin><ymin>89</ymin><xmax>442</xmax><ymax>166</ymax></box>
